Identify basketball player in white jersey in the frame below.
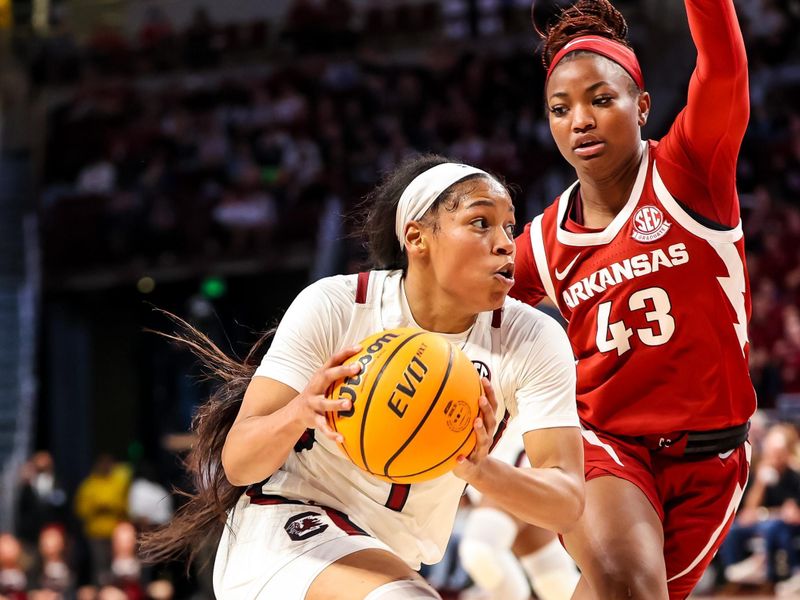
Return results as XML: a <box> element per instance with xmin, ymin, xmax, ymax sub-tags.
<box><xmin>141</xmin><ymin>154</ymin><xmax>584</xmax><ymax>600</ymax></box>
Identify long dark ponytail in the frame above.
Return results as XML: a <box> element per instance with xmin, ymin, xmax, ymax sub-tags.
<box><xmin>139</xmin><ymin>312</ymin><xmax>273</xmax><ymax>565</ymax></box>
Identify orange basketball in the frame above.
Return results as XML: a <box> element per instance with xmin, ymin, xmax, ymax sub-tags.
<box><xmin>326</xmin><ymin>328</ymin><xmax>482</xmax><ymax>484</ymax></box>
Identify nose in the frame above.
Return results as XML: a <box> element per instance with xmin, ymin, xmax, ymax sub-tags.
<box><xmin>572</xmin><ymin>103</ymin><xmax>595</xmax><ymax>132</ymax></box>
<box><xmin>494</xmin><ymin>226</ymin><xmax>514</xmax><ymax>256</ymax></box>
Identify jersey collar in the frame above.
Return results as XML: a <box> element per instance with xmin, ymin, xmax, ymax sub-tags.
<box><xmin>555</xmin><ymin>140</ymin><xmax>649</xmax><ymax>247</ymax></box>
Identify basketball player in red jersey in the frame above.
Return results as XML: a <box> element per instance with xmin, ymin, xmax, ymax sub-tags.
<box><xmin>512</xmin><ymin>1</ymin><xmax>754</xmax><ymax>598</ymax></box>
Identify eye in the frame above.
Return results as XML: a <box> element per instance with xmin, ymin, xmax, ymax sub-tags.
<box><xmin>593</xmin><ymin>95</ymin><xmax>613</xmax><ymax>106</ymax></box>
<box><xmin>471</xmin><ymin>217</ymin><xmax>489</xmax><ymax>229</ymax></box>
<box><xmin>549</xmin><ymin>105</ymin><xmax>568</xmax><ymax>117</ymax></box>
<box><xmin>504</xmin><ymin>223</ymin><xmax>516</xmax><ymax>237</ymax></box>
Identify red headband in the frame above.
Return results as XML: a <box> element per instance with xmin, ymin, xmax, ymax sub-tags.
<box><xmin>546</xmin><ymin>35</ymin><xmax>644</xmax><ymax>90</ymax></box>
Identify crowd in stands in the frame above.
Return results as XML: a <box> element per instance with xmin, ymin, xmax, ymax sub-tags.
<box><xmin>0</xmin><ymin>451</ymin><xmax>195</xmax><ymax>599</ymax></box>
<box><xmin>35</xmin><ymin>0</ymin><xmax>800</xmax><ymax>407</ymax></box>
<box><xmin>3</xmin><ymin>0</ymin><xmax>800</xmax><ymax>597</ymax></box>
<box><xmin>3</xmin><ymin>414</ymin><xmax>800</xmax><ymax>598</ymax></box>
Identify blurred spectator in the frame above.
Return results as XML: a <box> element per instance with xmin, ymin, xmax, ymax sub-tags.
<box><xmin>73</xmin><ymin>456</ymin><xmax>131</xmax><ymax>586</ymax></box>
<box><xmin>720</xmin><ymin>424</ymin><xmax>800</xmax><ymax>586</ymax></box>
<box><xmin>0</xmin><ymin>533</ymin><xmax>28</xmax><ymax>599</ymax></box>
<box><xmin>183</xmin><ymin>8</ymin><xmax>218</xmax><ymax>70</ymax></box>
<box><xmin>775</xmin><ymin>306</ymin><xmax>800</xmax><ymax>393</ymax></box>
<box><xmin>127</xmin><ymin>463</ymin><xmax>173</xmax><ymax>532</ymax></box>
<box><xmin>108</xmin><ymin>523</ymin><xmax>143</xmax><ymax>599</ymax></box>
<box><xmin>15</xmin><ymin>452</ymin><xmax>68</xmax><ymax>552</ymax></box>
<box><xmin>35</xmin><ymin>525</ymin><xmax>73</xmax><ymax>594</ymax></box>
<box><xmin>137</xmin><ymin>7</ymin><xmax>175</xmax><ymax>59</ymax></box>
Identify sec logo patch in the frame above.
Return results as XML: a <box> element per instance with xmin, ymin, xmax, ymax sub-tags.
<box><xmin>632</xmin><ymin>205</ymin><xmax>671</xmax><ymax>242</ymax></box>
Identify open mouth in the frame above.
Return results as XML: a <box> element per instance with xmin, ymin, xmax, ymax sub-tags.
<box><xmin>495</xmin><ymin>264</ymin><xmax>515</xmax><ymax>283</ymax></box>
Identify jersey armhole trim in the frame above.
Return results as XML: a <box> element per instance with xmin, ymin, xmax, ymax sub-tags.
<box><xmin>652</xmin><ymin>161</ymin><xmax>743</xmax><ymax>243</ymax></box>
<box><xmin>529</xmin><ymin>215</ymin><xmax>559</xmax><ymax>308</ymax></box>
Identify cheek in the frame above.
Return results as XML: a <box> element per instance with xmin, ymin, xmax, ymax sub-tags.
<box><xmin>549</xmin><ymin>118</ymin><xmax>567</xmax><ymax>142</ymax></box>
<box><xmin>607</xmin><ymin>106</ymin><xmax>640</xmax><ymax>137</ymax></box>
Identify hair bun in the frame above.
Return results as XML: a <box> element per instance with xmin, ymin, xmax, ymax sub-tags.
<box><xmin>538</xmin><ymin>0</ymin><xmax>630</xmax><ymax>69</ymax></box>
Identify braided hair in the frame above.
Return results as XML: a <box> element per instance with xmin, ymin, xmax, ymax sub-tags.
<box><xmin>539</xmin><ymin>0</ymin><xmax>631</xmax><ymax>70</ymax></box>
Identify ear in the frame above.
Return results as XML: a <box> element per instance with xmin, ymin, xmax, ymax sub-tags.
<box><xmin>637</xmin><ymin>91</ymin><xmax>651</xmax><ymax>127</ymax></box>
<box><xmin>404</xmin><ymin>221</ymin><xmax>427</xmax><ymax>256</ymax></box>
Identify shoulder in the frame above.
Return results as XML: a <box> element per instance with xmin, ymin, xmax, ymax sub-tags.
<box><xmin>292</xmin><ymin>274</ymin><xmax>358</xmax><ymax>317</ymax></box>
<box><xmin>303</xmin><ymin>273</ymin><xmax>358</xmax><ymax>301</ymax></box>
<box><xmin>500</xmin><ymin>297</ymin><xmax>570</xmax><ymax>352</ymax></box>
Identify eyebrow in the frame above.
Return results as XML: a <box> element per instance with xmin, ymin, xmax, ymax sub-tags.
<box><xmin>465</xmin><ymin>199</ymin><xmax>515</xmax><ymax>213</ymax></box>
<box><xmin>548</xmin><ymin>80</ymin><xmax>611</xmax><ymax>101</ymax></box>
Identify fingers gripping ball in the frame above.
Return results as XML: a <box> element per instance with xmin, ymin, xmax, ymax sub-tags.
<box><xmin>326</xmin><ymin>328</ymin><xmax>482</xmax><ymax>484</ymax></box>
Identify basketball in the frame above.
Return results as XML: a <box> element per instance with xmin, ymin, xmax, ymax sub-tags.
<box><xmin>326</xmin><ymin>328</ymin><xmax>482</xmax><ymax>484</ymax></box>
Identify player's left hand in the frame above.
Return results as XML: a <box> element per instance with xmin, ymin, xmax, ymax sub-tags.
<box><xmin>453</xmin><ymin>377</ymin><xmax>498</xmax><ymax>483</ymax></box>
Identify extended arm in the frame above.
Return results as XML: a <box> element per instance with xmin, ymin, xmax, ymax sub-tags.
<box><xmin>657</xmin><ymin>0</ymin><xmax>749</xmax><ymax>227</ymax></box>
<box><xmin>466</xmin><ymin>426</ymin><xmax>584</xmax><ymax>532</ymax></box>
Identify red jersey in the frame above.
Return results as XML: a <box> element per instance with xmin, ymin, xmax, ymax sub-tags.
<box><xmin>513</xmin><ymin>0</ymin><xmax>756</xmax><ymax>436</ymax></box>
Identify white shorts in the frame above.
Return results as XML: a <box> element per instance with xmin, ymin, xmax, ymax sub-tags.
<box><xmin>214</xmin><ymin>493</ymin><xmax>394</xmax><ymax>599</ymax></box>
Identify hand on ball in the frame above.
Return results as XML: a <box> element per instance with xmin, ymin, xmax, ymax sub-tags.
<box><xmin>289</xmin><ymin>345</ymin><xmax>363</xmax><ymax>443</ymax></box>
<box><xmin>452</xmin><ymin>377</ymin><xmax>498</xmax><ymax>482</ymax></box>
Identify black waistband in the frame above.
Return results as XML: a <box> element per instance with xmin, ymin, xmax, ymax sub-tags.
<box><xmin>632</xmin><ymin>421</ymin><xmax>750</xmax><ymax>457</ymax></box>
<box><xmin>683</xmin><ymin>422</ymin><xmax>750</xmax><ymax>456</ymax></box>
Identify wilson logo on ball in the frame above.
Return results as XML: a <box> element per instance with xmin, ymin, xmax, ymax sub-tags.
<box><xmin>326</xmin><ymin>328</ymin><xmax>482</xmax><ymax>484</ymax></box>
<box><xmin>335</xmin><ymin>331</ymin><xmax>400</xmax><ymax>418</ymax></box>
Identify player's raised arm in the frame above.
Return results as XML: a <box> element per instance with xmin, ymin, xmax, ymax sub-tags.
<box><xmin>657</xmin><ymin>0</ymin><xmax>749</xmax><ymax>226</ymax></box>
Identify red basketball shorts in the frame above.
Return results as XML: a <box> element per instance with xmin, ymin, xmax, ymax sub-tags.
<box><xmin>581</xmin><ymin>428</ymin><xmax>751</xmax><ymax>599</ymax></box>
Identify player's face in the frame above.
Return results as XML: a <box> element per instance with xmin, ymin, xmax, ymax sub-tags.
<box><xmin>426</xmin><ymin>178</ymin><xmax>516</xmax><ymax>312</ymax></box>
<box><xmin>546</xmin><ymin>54</ymin><xmax>649</xmax><ymax>180</ymax></box>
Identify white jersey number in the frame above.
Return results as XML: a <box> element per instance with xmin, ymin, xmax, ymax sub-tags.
<box><xmin>596</xmin><ymin>287</ymin><xmax>675</xmax><ymax>356</ymax></box>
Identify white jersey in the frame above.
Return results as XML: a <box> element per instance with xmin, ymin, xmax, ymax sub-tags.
<box><xmin>250</xmin><ymin>270</ymin><xmax>578</xmax><ymax>568</ymax></box>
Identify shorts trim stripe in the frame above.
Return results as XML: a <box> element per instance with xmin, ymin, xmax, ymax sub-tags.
<box><xmin>321</xmin><ymin>507</ymin><xmax>369</xmax><ymax>536</ymax></box>
<box><xmin>246</xmin><ymin>491</ymin><xmax>305</xmax><ymax>506</ymax></box>
<box><xmin>666</xmin><ymin>481</ymin><xmax>744</xmax><ymax>583</ymax></box>
<box><xmin>582</xmin><ymin>429</ymin><xmax>624</xmax><ymax>466</ymax></box>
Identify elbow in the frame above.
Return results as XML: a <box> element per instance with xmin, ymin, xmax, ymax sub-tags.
<box><xmin>221</xmin><ymin>442</ymin><xmax>256</xmax><ymax>487</ymax></box>
<box><xmin>556</xmin><ymin>478</ymin><xmax>586</xmax><ymax>534</ymax></box>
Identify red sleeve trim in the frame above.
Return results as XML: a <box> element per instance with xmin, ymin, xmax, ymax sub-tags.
<box><xmin>511</xmin><ymin>224</ymin><xmax>547</xmax><ymax>306</ymax></box>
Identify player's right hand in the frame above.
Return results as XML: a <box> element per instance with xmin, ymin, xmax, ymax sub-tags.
<box><xmin>287</xmin><ymin>345</ymin><xmax>363</xmax><ymax>442</ymax></box>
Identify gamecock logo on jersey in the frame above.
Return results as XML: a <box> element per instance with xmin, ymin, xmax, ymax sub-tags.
<box><xmin>284</xmin><ymin>511</ymin><xmax>329</xmax><ymax>541</ymax></box>
<box><xmin>472</xmin><ymin>360</ymin><xmax>491</xmax><ymax>380</ymax></box>
<box><xmin>632</xmin><ymin>205</ymin><xmax>671</xmax><ymax>242</ymax></box>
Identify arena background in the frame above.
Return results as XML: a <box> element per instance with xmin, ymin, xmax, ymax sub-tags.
<box><xmin>0</xmin><ymin>0</ymin><xmax>798</xmax><ymax>597</ymax></box>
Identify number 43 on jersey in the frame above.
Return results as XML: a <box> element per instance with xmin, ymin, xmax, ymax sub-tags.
<box><xmin>596</xmin><ymin>287</ymin><xmax>674</xmax><ymax>356</ymax></box>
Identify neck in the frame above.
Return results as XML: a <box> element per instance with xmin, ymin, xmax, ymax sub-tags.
<box><xmin>403</xmin><ymin>269</ymin><xmax>477</xmax><ymax>334</ymax></box>
<box><xmin>577</xmin><ymin>142</ymin><xmax>642</xmax><ymax>229</ymax></box>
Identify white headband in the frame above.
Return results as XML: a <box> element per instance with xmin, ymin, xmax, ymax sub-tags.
<box><xmin>395</xmin><ymin>163</ymin><xmax>491</xmax><ymax>250</ymax></box>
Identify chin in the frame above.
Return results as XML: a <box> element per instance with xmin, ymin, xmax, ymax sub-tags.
<box><xmin>487</xmin><ymin>292</ymin><xmax>507</xmax><ymax>311</ymax></box>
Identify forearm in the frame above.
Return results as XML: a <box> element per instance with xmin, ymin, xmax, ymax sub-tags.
<box><xmin>658</xmin><ymin>0</ymin><xmax>748</xmax><ymax>224</ymax></box>
<box><xmin>686</xmin><ymin>0</ymin><xmax>747</xmax><ymax>80</ymax></box>
<box><xmin>468</xmin><ymin>458</ymin><xmax>584</xmax><ymax>533</ymax></box>
<box><xmin>221</xmin><ymin>401</ymin><xmax>306</xmax><ymax>486</ymax></box>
